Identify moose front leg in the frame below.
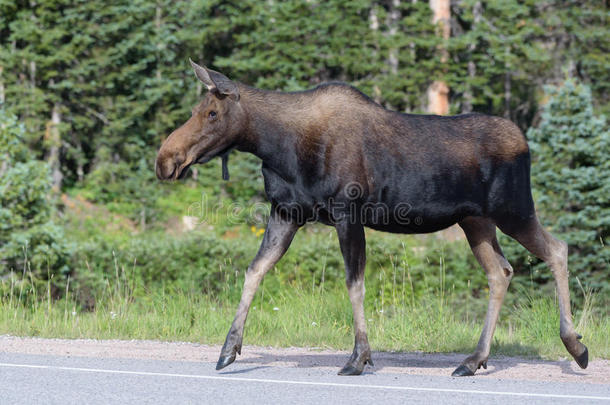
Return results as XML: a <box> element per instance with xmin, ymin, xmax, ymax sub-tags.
<box><xmin>216</xmin><ymin>210</ymin><xmax>298</xmax><ymax>370</ymax></box>
<box><xmin>335</xmin><ymin>221</ymin><xmax>373</xmax><ymax>376</ymax></box>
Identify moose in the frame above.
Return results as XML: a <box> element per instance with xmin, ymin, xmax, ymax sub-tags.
<box><xmin>155</xmin><ymin>60</ymin><xmax>588</xmax><ymax>377</ymax></box>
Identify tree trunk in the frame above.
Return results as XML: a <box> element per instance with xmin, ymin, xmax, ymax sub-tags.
<box><xmin>427</xmin><ymin>0</ymin><xmax>450</xmax><ymax>115</ymax></box>
<box><xmin>0</xmin><ymin>65</ymin><xmax>5</xmax><ymax>105</ymax></box>
<box><xmin>0</xmin><ymin>65</ymin><xmax>6</xmax><ymax>176</ymax></box>
<box><xmin>155</xmin><ymin>4</ymin><xmax>163</xmax><ymax>82</ymax></box>
<box><xmin>462</xmin><ymin>1</ymin><xmax>481</xmax><ymax>113</ymax></box>
<box><xmin>409</xmin><ymin>0</ymin><xmax>417</xmax><ymax>60</ymax></box>
<box><xmin>404</xmin><ymin>0</ymin><xmax>418</xmax><ymax>112</ymax></box>
<box><xmin>504</xmin><ymin>71</ymin><xmax>511</xmax><ymax>118</ymax></box>
<box><xmin>369</xmin><ymin>4</ymin><xmax>382</xmax><ymax>104</ymax></box>
<box><xmin>427</xmin><ymin>81</ymin><xmax>449</xmax><ymax>115</ymax></box>
<box><xmin>140</xmin><ymin>204</ymin><xmax>147</xmax><ymax>232</ymax></box>
<box><xmin>387</xmin><ymin>0</ymin><xmax>401</xmax><ymax>76</ymax></box>
<box><xmin>385</xmin><ymin>0</ymin><xmax>401</xmax><ymax>110</ymax></box>
<box><xmin>46</xmin><ymin>102</ymin><xmax>63</xmax><ymax>191</ymax></box>
<box><xmin>29</xmin><ymin>60</ymin><xmax>36</xmax><ymax>87</ymax></box>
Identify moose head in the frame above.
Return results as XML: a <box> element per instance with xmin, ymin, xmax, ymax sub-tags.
<box><xmin>155</xmin><ymin>60</ymin><xmax>245</xmax><ymax>180</ymax></box>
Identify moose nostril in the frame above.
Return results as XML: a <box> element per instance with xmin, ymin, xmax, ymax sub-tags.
<box><xmin>174</xmin><ymin>155</ymin><xmax>185</xmax><ymax>169</ymax></box>
<box><xmin>155</xmin><ymin>158</ymin><xmax>176</xmax><ymax>180</ymax></box>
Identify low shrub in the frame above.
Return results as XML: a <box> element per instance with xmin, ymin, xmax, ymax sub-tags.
<box><xmin>0</xmin><ymin>110</ymin><xmax>72</xmax><ymax>292</ymax></box>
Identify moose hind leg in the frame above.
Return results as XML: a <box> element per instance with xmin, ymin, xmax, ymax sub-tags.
<box><xmin>336</xmin><ymin>221</ymin><xmax>373</xmax><ymax>376</ymax></box>
<box><xmin>453</xmin><ymin>217</ymin><xmax>513</xmax><ymax>377</ymax></box>
<box><xmin>216</xmin><ymin>210</ymin><xmax>298</xmax><ymax>370</ymax></box>
<box><xmin>499</xmin><ymin>218</ymin><xmax>588</xmax><ymax>369</ymax></box>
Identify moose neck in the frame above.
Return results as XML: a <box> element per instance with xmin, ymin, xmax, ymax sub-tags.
<box><xmin>237</xmin><ymin>85</ymin><xmax>306</xmax><ymax>178</ymax></box>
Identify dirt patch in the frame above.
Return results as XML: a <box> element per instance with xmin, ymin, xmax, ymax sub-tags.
<box><xmin>62</xmin><ymin>194</ymin><xmax>137</xmax><ymax>233</ymax></box>
<box><xmin>1</xmin><ymin>336</ymin><xmax>607</xmax><ymax>384</ymax></box>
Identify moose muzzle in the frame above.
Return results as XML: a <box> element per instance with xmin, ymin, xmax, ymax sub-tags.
<box><xmin>155</xmin><ymin>144</ymin><xmax>188</xmax><ymax>180</ymax></box>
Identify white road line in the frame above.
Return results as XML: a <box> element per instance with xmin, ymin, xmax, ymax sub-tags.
<box><xmin>0</xmin><ymin>362</ymin><xmax>608</xmax><ymax>401</ymax></box>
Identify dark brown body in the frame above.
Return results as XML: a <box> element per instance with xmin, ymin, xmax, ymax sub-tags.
<box><xmin>239</xmin><ymin>83</ymin><xmax>532</xmax><ymax>234</ymax></box>
<box><xmin>156</xmin><ymin>61</ymin><xmax>588</xmax><ymax>377</ymax></box>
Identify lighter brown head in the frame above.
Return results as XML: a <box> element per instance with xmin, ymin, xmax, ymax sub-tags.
<box><xmin>155</xmin><ymin>60</ymin><xmax>246</xmax><ymax>180</ymax></box>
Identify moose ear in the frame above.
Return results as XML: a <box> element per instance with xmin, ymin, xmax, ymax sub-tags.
<box><xmin>189</xmin><ymin>59</ymin><xmax>239</xmax><ymax>101</ymax></box>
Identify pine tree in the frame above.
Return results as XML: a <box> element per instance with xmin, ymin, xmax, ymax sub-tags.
<box><xmin>448</xmin><ymin>0</ymin><xmax>551</xmax><ymax>124</ymax></box>
<box><xmin>528</xmin><ymin>79</ymin><xmax>609</xmax><ymax>291</ymax></box>
<box><xmin>378</xmin><ymin>0</ymin><xmax>437</xmax><ymax>112</ymax></box>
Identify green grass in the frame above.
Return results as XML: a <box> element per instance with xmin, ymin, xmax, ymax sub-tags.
<box><xmin>1</xmin><ymin>278</ymin><xmax>608</xmax><ymax>360</ymax></box>
<box><xmin>3</xmin><ymin>182</ymin><xmax>607</xmax><ymax>360</ymax></box>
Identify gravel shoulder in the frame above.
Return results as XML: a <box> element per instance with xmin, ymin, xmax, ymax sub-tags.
<box><xmin>1</xmin><ymin>335</ymin><xmax>608</xmax><ymax>385</ymax></box>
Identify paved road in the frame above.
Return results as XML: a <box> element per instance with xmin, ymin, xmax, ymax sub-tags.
<box><xmin>0</xmin><ymin>352</ymin><xmax>609</xmax><ymax>405</ymax></box>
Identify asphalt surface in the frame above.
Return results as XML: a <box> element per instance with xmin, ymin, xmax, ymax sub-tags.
<box><xmin>0</xmin><ymin>352</ymin><xmax>609</xmax><ymax>405</ymax></box>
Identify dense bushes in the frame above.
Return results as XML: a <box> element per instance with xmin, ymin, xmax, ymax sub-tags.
<box><xmin>69</xmin><ymin>223</ymin><xmax>567</xmax><ymax>313</ymax></box>
<box><xmin>81</xmin><ymin>157</ymin><xmax>162</xmax><ymax>229</ymax></box>
<box><xmin>0</xmin><ymin>110</ymin><xmax>72</xmax><ymax>287</ymax></box>
<box><xmin>69</xmin><ymin>227</ymin><xmax>489</xmax><ymax>310</ymax></box>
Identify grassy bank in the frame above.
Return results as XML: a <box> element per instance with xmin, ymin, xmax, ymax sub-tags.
<box><xmin>1</xmin><ymin>279</ymin><xmax>608</xmax><ymax>360</ymax></box>
<box><xmin>2</xmin><ymin>182</ymin><xmax>607</xmax><ymax>361</ymax></box>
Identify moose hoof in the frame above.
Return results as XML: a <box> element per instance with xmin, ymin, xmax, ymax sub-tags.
<box><xmin>575</xmin><ymin>345</ymin><xmax>589</xmax><ymax>369</ymax></box>
<box><xmin>216</xmin><ymin>353</ymin><xmax>237</xmax><ymax>370</ymax></box>
<box><xmin>451</xmin><ymin>364</ymin><xmax>475</xmax><ymax>377</ymax></box>
<box><xmin>338</xmin><ymin>349</ymin><xmax>373</xmax><ymax>376</ymax></box>
<box><xmin>216</xmin><ymin>330</ymin><xmax>242</xmax><ymax>371</ymax></box>
<box><xmin>562</xmin><ymin>333</ymin><xmax>588</xmax><ymax>369</ymax></box>
<box><xmin>216</xmin><ymin>342</ymin><xmax>241</xmax><ymax>371</ymax></box>
<box><xmin>338</xmin><ymin>364</ymin><xmax>363</xmax><ymax>376</ymax></box>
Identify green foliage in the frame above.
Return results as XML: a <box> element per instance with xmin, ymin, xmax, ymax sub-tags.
<box><xmin>216</xmin><ymin>1</ymin><xmax>379</xmax><ymax>89</ymax></box>
<box><xmin>2</xmin><ymin>0</ymin><xmax>608</xmax><ymax>188</ymax></box>
<box><xmin>0</xmin><ymin>1</ymin><xmax>608</xmax><ymax>316</ymax></box>
<box><xmin>449</xmin><ymin>0</ymin><xmax>550</xmax><ymax>119</ymax></box>
<box><xmin>0</xmin><ymin>111</ymin><xmax>28</xmax><ymax>161</ymax></box>
<box><xmin>81</xmin><ymin>155</ymin><xmax>162</xmax><ymax>228</ymax></box>
<box><xmin>539</xmin><ymin>1</ymin><xmax>610</xmax><ymax>115</ymax></box>
<box><xmin>0</xmin><ymin>0</ymin><xmax>221</xmax><ymax>185</ymax></box>
<box><xmin>64</xmin><ymin>220</ymin><xmax>491</xmax><ymax>313</ymax></box>
<box><xmin>527</xmin><ymin>80</ymin><xmax>609</xmax><ymax>291</ymax></box>
<box><xmin>0</xmin><ymin>110</ymin><xmax>72</xmax><ymax>284</ymax></box>
<box><xmin>75</xmin><ymin>232</ymin><xmax>254</xmax><ymax>297</ymax></box>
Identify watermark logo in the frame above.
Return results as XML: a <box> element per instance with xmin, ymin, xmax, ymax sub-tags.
<box><xmin>185</xmin><ymin>182</ymin><xmax>423</xmax><ymax>227</ymax></box>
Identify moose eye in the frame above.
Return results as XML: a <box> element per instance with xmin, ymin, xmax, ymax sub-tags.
<box><xmin>208</xmin><ymin>110</ymin><xmax>217</xmax><ymax>120</ymax></box>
